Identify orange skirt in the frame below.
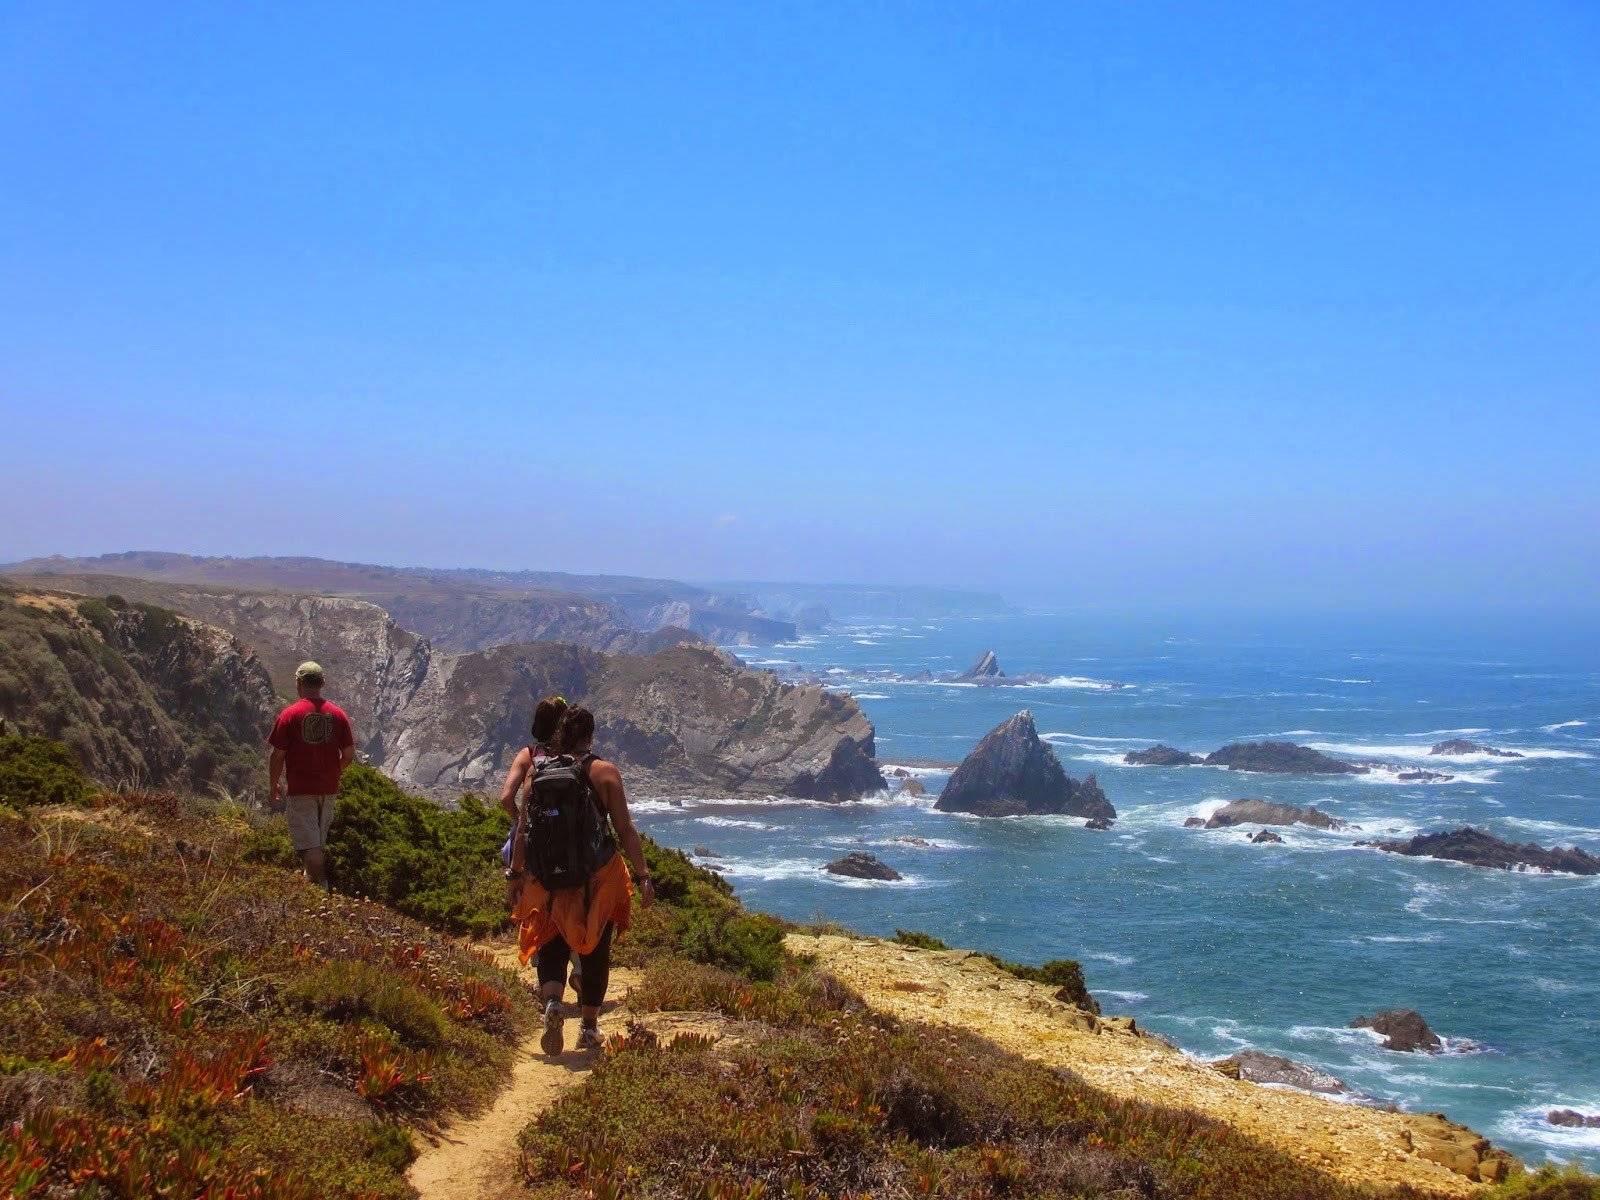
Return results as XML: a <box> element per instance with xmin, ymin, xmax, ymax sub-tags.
<box><xmin>514</xmin><ymin>852</ymin><xmax>633</xmax><ymax>962</ymax></box>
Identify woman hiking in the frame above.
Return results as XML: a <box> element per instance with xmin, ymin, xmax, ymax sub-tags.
<box><xmin>498</xmin><ymin>694</ymin><xmax>569</xmax><ymax>865</ymax></box>
<box><xmin>508</xmin><ymin>705</ymin><xmax>654</xmax><ymax>1054</ymax></box>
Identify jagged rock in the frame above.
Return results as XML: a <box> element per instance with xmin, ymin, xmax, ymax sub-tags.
<box><xmin>891</xmin><ymin>767</ymin><xmax>911</xmax><ymax>778</ymax></box>
<box><xmin>1398</xmin><ymin>769</ymin><xmax>1453</xmax><ymax>782</ymax></box>
<box><xmin>898</xmin><ymin>776</ymin><xmax>926</xmax><ymax>797</ymax></box>
<box><xmin>1085</xmin><ymin>817</ymin><xmax>1114</xmax><ymax>831</ymax></box>
<box><xmin>1183</xmin><ymin>817</ymin><xmax>1207</xmax><ymax>828</ymax></box>
<box><xmin>1430</xmin><ymin>738</ymin><xmax>1523</xmax><ymax>758</ymax></box>
<box><xmin>1205</xmin><ymin>799</ymin><xmax>1345</xmax><ymax>830</ymax></box>
<box><xmin>1359</xmin><ymin>827</ymin><xmax>1600</xmax><ymax>876</ymax></box>
<box><xmin>1212</xmin><ymin>1050</ymin><xmax>1350</xmax><ymax>1095</ymax></box>
<box><xmin>935</xmin><ymin>712</ymin><xmax>1116</xmax><ymax>820</ymax></box>
<box><xmin>1204</xmin><ymin>741</ymin><xmax>1366</xmax><ymax>774</ymax></box>
<box><xmin>1351</xmin><ymin>1009</ymin><xmax>1442</xmax><ymax>1053</ymax></box>
<box><xmin>693</xmin><ymin>845</ymin><xmax>715</xmax><ymax>857</ymax></box>
<box><xmin>1124</xmin><ymin>744</ymin><xmax>1202</xmax><ymax>766</ymax></box>
<box><xmin>892</xmin><ymin>836</ymin><xmax>932</xmax><ymax>847</ymax></box>
<box><xmin>1548</xmin><ymin>1109</ymin><xmax>1600</xmax><ymax>1128</ymax></box>
<box><xmin>1250</xmin><ymin>830</ymin><xmax>1285</xmax><ymax>844</ymax></box>
<box><xmin>824</xmin><ymin>852</ymin><xmax>902</xmax><ymax>881</ymax></box>
<box><xmin>957</xmin><ymin>650</ymin><xmax>1004</xmax><ymax>681</ymax></box>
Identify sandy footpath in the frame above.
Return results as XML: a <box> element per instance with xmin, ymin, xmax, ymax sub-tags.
<box><xmin>790</xmin><ymin>932</ymin><xmax>1513</xmax><ymax>1197</ymax></box>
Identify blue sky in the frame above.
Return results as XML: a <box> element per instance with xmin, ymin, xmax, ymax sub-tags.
<box><xmin>2</xmin><ymin>3</ymin><xmax>1596</xmax><ymax>610</ymax></box>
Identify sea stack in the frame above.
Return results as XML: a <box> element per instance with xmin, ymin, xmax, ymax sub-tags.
<box><xmin>958</xmin><ymin>649</ymin><xmax>1005</xmax><ymax>681</ymax></box>
<box><xmin>935</xmin><ymin>711</ymin><xmax>1116</xmax><ymax>821</ymax></box>
<box><xmin>1203</xmin><ymin>741</ymin><xmax>1366</xmax><ymax>775</ymax></box>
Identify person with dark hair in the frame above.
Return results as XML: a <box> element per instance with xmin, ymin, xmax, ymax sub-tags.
<box><xmin>497</xmin><ymin>694</ymin><xmax>568</xmax><ymax>823</ymax></box>
<box><xmin>510</xmin><ymin>705</ymin><xmax>653</xmax><ymax>1054</ymax></box>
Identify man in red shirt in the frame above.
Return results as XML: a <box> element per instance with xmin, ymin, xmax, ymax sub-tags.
<box><xmin>268</xmin><ymin>661</ymin><xmax>356</xmax><ymax>887</ymax></box>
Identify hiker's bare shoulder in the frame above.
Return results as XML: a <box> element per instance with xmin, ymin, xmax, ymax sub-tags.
<box><xmin>588</xmin><ymin>757</ymin><xmax>622</xmax><ymax>786</ymax></box>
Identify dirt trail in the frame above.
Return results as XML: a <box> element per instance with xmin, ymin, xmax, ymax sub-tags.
<box><xmin>407</xmin><ymin>947</ymin><xmax>641</xmax><ymax>1200</ymax></box>
<box><xmin>791</xmin><ymin>933</ymin><xmax>1512</xmax><ymax>1197</ymax></box>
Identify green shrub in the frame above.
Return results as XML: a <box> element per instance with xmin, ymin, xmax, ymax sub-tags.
<box><xmin>325</xmin><ymin>766</ymin><xmax>510</xmax><ymax>936</ymax></box>
<box><xmin>241</xmin><ymin>814</ymin><xmax>299</xmax><ymax>868</ymax></box>
<box><xmin>1490</xmin><ymin>1166</ymin><xmax>1600</xmax><ymax>1200</ymax></box>
<box><xmin>677</xmin><ymin>909</ymin><xmax>788</xmax><ymax>982</ymax></box>
<box><xmin>0</xmin><ymin>734</ymin><xmax>91</xmax><ymax>808</ymax></box>
<box><xmin>893</xmin><ymin>928</ymin><xmax>950</xmax><ymax>950</ymax></box>
<box><xmin>75</xmin><ymin>597</ymin><xmax>116</xmax><ymax>636</ymax></box>
<box><xmin>289</xmin><ymin>960</ymin><xmax>449</xmax><ymax>1049</ymax></box>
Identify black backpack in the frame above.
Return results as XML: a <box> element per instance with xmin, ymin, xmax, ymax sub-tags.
<box><xmin>522</xmin><ymin>753</ymin><xmax>614</xmax><ymax>893</ymax></box>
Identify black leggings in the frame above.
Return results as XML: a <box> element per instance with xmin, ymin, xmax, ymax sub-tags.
<box><xmin>535</xmin><ymin>923</ymin><xmax>613</xmax><ymax>1009</ymax></box>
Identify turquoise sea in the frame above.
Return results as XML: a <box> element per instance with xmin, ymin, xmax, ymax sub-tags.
<box><xmin>631</xmin><ymin>612</ymin><xmax>1600</xmax><ymax>1169</ymax></box>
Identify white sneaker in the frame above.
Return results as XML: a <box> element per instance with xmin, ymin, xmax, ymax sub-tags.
<box><xmin>540</xmin><ymin>999</ymin><xmax>565</xmax><ymax>1056</ymax></box>
<box><xmin>576</xmin><ymin>1023</ymin><xmax>603</xmax><ymax>1052</ymax></box>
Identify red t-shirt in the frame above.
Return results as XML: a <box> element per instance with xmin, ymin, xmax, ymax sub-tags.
<box><xmin>268</xmin><ymin>698</ymin><xmax>355</xmax><ymax>795</ymax></box>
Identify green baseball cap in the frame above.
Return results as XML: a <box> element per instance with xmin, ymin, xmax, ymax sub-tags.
<box><xmin>295</xmin><ymin>661</ymin><xmax>325</xmax><ymax>682</ymax></box>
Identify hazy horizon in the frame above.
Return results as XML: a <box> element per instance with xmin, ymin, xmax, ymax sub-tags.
<box><xmin>3</xmin><ymin>5</ymin><xmax>1597</xmax><ymax>614</ymax></box>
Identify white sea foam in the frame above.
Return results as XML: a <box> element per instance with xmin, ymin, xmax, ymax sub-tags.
<box><xmin>1319</xmin><ymin>677</ymin><xmax>1375</xmax><ymax>684</ymax></box>
<box><xmin>1022</xmin><ymin>675</ymin><xmax>1128</xmax><ymax>691</ymax></box>
<box><xmin>1071</xmin><ymin>751</ymin><xmax>1132</xmax><ymax>767</ymax></box>
<box><xmin>1496</xmin><ymin>1106</ymin><xmax>1600</xmax><ymax>1153</ymax></box>
<box><xmin>1544</xmin><ymin>719</ymin><xmax>1588</xmax><ymax>731</ymax></box>
<box><xmin>694</xmin><ymin>816</ymin><xmax>780</xmax><ymax>831</ymax></box>
<box><xmin>1310</xmin><ymin>739</ymin><xmax>1591</xmax><ymax>764</ymax></box>
<box><xmin>710</xmin><ymin>855</ymin><xmax>928</xmax><ymax>888</ymax></box>
<box><xmin>1502</xmin><ymin>816</ymin><xmax>1600</xmax><ymax>841</ymax></box>
<box><xmin>850</xmin><ymin>692</ymin><xmax>890</xmax><ymax>700</ymax></box>
<box><xmin>1356</xmin><ymin>933</ymin><xmax>1443</xmax><ymax>945</ymax></box>
<box><xmin>1041</xmin><ymin>732</ymin><xmax>1142</xmax><ymax>744</ymax></box>
<box><xmin>1086</xmin><ymin>951</ymin><xmax>1135</xmax><ymax>966</ymax></box>
<box><xmin>1094</xmin><ymin>989</ymin><xmax>1150</xmax><ymax>1003</ymax></box>
<box><xmin>880</xmin><ymin>763</ymin><xmax>952</xmax><ymax>779</ymax></box>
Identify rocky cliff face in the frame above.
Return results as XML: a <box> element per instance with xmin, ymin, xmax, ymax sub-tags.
<box><xmin>3</xmin><ymin>575</ymin><xmax>883</xmax><ymax>803</ymax></box>
<box><xmin>936</xmin><ymin>710</ymin><xmax>1114</xmax><ymax>820</ymax></box>
<box><xmin>0</xmin><ymin>588</ymin><xmax>279</xmax><ymax>795</ymax></box>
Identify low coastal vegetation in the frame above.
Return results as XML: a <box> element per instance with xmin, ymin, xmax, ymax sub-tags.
<box><xmin>2</xmin><ymin>733</ymin><xmax>1597</xmax><ymax>1199</ymax></box>
<box><xmin>0</xmin><ymin>736</ymin><xmax>535</xmax><ymax>1198</ymax></box>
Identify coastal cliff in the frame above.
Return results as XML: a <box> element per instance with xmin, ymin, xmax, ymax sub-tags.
<box><xmin>0</xmin><ymin>575</ymin><xmax>883</xmax><ymax>803</ymax></box>
<box><xmin>791</xmin><ymin>932</ymin><xmax>1514</xmax><ymax>1195</ymax></box>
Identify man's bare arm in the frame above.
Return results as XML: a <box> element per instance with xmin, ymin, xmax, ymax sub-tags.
<box><xmin>268</xmin><ymin>747</ymin><xmax>287</xmax><ymax>810</ymax></box>
<box><xmin>339</xmin><ymin>745</ymin><xmax>357</xmax><ymax>770</ymax></box>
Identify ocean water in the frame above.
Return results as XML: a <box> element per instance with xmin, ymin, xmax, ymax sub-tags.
<box><xmin>631</xmin><ymin>612</ymin><xmax>1600</xmax><ymax>1169</ymax></box>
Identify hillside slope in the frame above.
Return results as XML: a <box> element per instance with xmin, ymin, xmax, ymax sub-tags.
<box><xmin>0</xmin><ymin>587</ymin><xmax>278</xmax><ymax>795</ymax></box>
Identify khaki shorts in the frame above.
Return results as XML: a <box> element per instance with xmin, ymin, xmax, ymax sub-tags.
<box><xmin>285</xmin><ymin>794</ymin><xmax>337</xmax><ymax>854</ymax></box>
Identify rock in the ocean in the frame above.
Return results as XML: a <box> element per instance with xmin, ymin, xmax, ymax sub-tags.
<box><xmin>824</xmin><ymin>851</ymin><xmax>903</xmax><ymax>881</ymax></box>
<box><xmin>935</xmin><ymin>711</ymin><xmax>1116</xmax><ymax>820</ymax></box>
<box><xmin>1212</xmin><ymin>1050</ymin><xmax>1349</xmax><ymax>1095</ymax></box>
<box><xmin>1085</xmin><ymin>816</ymin><xmax>1114</xmax><ymax>831</ymax></box>
<box><xmin>1398</xmin><ymin>769</ymin><xmax>1454</xmax><ymax>783</ymax></box>
<box><xmin>1430</xmin><ymin>738</ymin><xmax>1524</xmax><ymax>758</ymax></box>
<box><xmin>957</xmin><ymin>650</ymin><xmax>1005</xmax><ymax>681</ymax></box>
<box><xmin>1204</xmin><ymin>798</ymin><xmax>1345</xmax><ymax>830</ymax></box>
<box><xmin>1360</xmin><ymin>827</ymin><xmax>1600</xmax><ymax>876</ymax></box>
<box><xmin>891</xmin><ymin>835</ymin><xmax>933</xmax><ymax>848</ymax></box>
<box><xmin>1124</xmin><ymin>744</ymin><xmax>1203</xmax><ymax>766</ymax></box>
<box><xmin>1548</xmin><ymin>1109</ymin><xmax>1600</xmax><ymax>1129</ymax></box>
<box><xmin>898</xmin><ymin>776</ymin><xmax>926</xmax><ymax>797</ymax></box>
<box><xmin>1250</xmin><ymin>829</ymin><xmax>1285</xmax><ymax>844</ymax></box>
<box><xmin>692</xmin><ymin>845</ymin><xmax>715</xmax><ymax>857</ymax></box>
<box><xmin>1204</xmin><ymin>741</ymin><xmax>1366</xmax><ymax>774</ymax></box>
<box><xmin>1351</xmin><ymin>1009</ymin><xmax>1443</xmax><ymax>1053</ymax></box>
<box><xmin>1182</xmin><ymin>817</ymin><xmax>1207</xmax><ymax>828</ymax></box>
